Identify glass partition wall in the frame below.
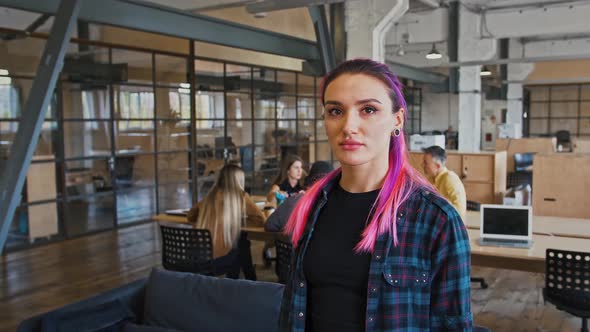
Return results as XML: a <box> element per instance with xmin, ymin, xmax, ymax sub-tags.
<box><xmin>0</xmin><ymin>35</ymin><xmax>330</xmax><ymax>251</ymax></box>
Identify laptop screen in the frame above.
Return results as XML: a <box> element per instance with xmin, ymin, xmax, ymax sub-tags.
<box><xmin>481</xmin><ymin>204</ymin><xmax>532</xmax><ymax>241</ymax></box>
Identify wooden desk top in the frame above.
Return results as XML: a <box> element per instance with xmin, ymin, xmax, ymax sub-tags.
<box><xmin>468</xmin><ymin>228</ymin><xmax>590</xmax><ymax>273</ymax></box>
<box><xmin>153</xmin><ymin>214</ymin><xmax>590</xmax><ymax>273</ymax></box>
<box><xmin>153</xmin><ymin>214</ymin><xmax>281</xmax><ymax>242</ymax></box>
<box><xmin>464</xmin><ymin>210</ymin><xmax>590</xmax><ymax>239</ymax></box>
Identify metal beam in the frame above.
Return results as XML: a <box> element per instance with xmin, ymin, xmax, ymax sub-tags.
<box><xmin>386</xmin><ymin>61</ymin><xmax>447</xmax><ymax>84</ymax></box>
<box><xmin>246</xmin><ymin>0</ymin><xmax>346</xmax><ymax>14</ymax></box>
<box><xmin>308</xmin><ymin>5</ymin><xmax>336</xmax><ymax>74</ymax></box>
<box><xmin>329</xmin><ymin>2</ymin><xmax>346</xmax><ymax>65</ymax></box>
<box><xmin>0</xmin><ymin>0</ymin><xmax>320</xmax><ymax>61</ymax></box>
<box><xmin>447</xmin><ymin>1</ymin><xmax>458</xmax><ymax>93</ymax></box>
<box><xmin>416</xmin><ymin>0</ymin><xmax>440</xmax><ymax>9</ymax></box>
<box><xmin>0</xmin><ymin>0</ymin><xmax>81</xmax><ymax>253</ymax></box>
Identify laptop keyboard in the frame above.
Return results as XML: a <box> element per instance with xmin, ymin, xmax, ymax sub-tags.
<box><xmin>479</xmin><ymin>238</ymin><xmax>532</xmax><ymax>248</ymax></box>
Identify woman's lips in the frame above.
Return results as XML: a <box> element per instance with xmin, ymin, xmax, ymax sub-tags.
<box><xmin>339</xmin><ymin>140</ymin><xmax>364</xmax><ymax>151</ymax></box>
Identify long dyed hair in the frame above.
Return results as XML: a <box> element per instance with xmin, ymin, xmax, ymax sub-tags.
<box><xmin>284</xmin><ymin>59</ymin><xmax>431</xmax><ymax>253</ymax></box>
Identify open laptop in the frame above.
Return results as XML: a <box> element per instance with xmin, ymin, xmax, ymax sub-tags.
<box><xmin>479</xmin><ymin>204</ymin><xmax>533</xmax><ymax>248</ymax></box>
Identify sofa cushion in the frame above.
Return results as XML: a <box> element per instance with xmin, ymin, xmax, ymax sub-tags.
<box><xmin>41</xmin><ymin>298</ymin><xmax>135</xmax><ymax>332</ymax></box>
<box><xmin>144</xmin><ymin>268</ymin><xmax>284</xmax><ymax>332</ymax></box>
<box><xmin>122</xmin><ymin>323</ymin><xmax>181</xmax><ymax>332</ymax></box>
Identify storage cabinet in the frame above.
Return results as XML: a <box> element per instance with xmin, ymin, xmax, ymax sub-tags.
<box><xmin>533</xmin><ymin>153</ymin><xmax>590</xmax><ymax>218</ymax></box>
<box><xmin>409</xmin><ymin>150</ymin><xmax>507</xmax><ymax>204</ymax></box>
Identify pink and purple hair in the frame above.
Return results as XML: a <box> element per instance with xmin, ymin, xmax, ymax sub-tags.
<box><xmin>284</xmin><ymin>58</ymin><xmax>432</xmax><ymax>253</ymax></box>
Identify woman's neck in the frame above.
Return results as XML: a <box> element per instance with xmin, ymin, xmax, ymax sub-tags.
<box><xmin>288</xmin><ymin>177</ymin><xmax>298</xmax><ymax>188</ymax></box>
<box><xmin>339</xmin><ymin>158</ymin><xmax>389</xmax><ymax>193</ymax></box>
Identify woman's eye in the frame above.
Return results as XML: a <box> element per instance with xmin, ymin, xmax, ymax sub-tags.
<box><xmin>362</xmin><ymin>106</ymin><xmax>377</xmax><ymax>115</ymax></box>
<box><xmin>326</xmin><ymin>108</ymin><xmax>343</xmax><ymax>116</ymax></box>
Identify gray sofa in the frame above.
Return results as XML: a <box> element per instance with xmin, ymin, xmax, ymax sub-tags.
<box><xmin>18</xmin><ymin>268</ymin><xmax>284</xmax><ymax>332</ymax></box>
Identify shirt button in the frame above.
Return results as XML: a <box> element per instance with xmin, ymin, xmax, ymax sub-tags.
<box><xmin>368</xmin><ymin>316</ymin><xmax>374</xmax><ymax>322</ymax></box>
<box><xmin>371</xmin><ymin>287</ymin><xmax>377</xmax><ymax>292</ymax></box>
<box><xmin>299</xmin><ymin>282</ymin><xmax>305</xmax><ymax>288</ymax></box>
<box><xmin>394</xmin><ymin>279</ymin><xmax>399</xmax><ymax>284</ymax></box>
<box><xmin>375</xmin><ymin>255</ymin><xmax>381</xmax><ymax>260</ymax></box>
<box><xmin>298</xmin><ymin>312</ymin><xmax>304</xmax><ymax>318</ymax></box>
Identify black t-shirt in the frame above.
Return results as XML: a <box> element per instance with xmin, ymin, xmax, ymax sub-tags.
<box><xmin>303</xmin><ymin>184</ymin><xmax>379</xmax><ymax>332</ymax></box>
<box><xmin>278</xmin><ymin>179</ymin><xmax>303</xmax><ymax>197</ymax></box>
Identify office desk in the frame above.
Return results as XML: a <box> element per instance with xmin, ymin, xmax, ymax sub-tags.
<box><xmin>468</xmin><ymin>228</ymin><xmax>590</xmax><ymax>273</ymax></box>
<box><xmin>153</xmin><ymin>214</ymin><xmax>590</xmax><ymax>273</ymax></box>
<box><xmin>464</xmin><ymin>210</ymin><xmax>590</xmax><ymax>239</ymax></box>
<box><xmin>152</xmin><ymin>214</ymin><xmax>281</xmax><ymax>242</ymax></box>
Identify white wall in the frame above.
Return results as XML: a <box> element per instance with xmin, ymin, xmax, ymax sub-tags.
<box><xmin>421</xmin><ymin>92</ymin><xmax>458</xmax><ymax>132</ymax></box>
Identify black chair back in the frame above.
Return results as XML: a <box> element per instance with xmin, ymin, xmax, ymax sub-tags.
<box><xmin>544</xmin><ymin>249</ymin><xmax>590</xmax><ymax>331</ymax></box>
<box><xmin>275</xmin><ymin>239</ymin><xmax>293</xmax><ymax>284</ymax></box>
<box><xmin>159</xmin><ymin>224</ymin><xmax>214</xmax><ymax>274</ymax></box>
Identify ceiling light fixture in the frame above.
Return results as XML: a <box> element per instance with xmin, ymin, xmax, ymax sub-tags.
<box><xmin>480</xmin><ymin>65</ymin><xmax>492</xmax><ymax>76</ymax></box>
<box><xmin>425</xmin><ymin>43</ymin><xmax>442</xmax><ymax>60</ymax></box>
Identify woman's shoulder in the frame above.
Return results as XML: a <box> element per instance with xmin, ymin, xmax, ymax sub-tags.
<box><xmin>405</xmin><ymin>186</ymin><xmax>462</xmax><ymax>223</ymax></box>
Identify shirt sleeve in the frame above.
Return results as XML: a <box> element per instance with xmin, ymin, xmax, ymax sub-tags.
<box><xmin>244</xmin><ymin>194</ymin><xmax>266</xmax><ymax>227</ymax></box>
<box><xmin>265</xmin><ymin>194</ymin><xmax>301</xmax><ymax>232</ymax></box>
<box><xmin>442</xmin><ymin>174</ymin><xmax>467</xmax><ymax>218</ymax></box>
<box><xmin>429</xmin><ymin>210</ymin><xmax>473</xmax><ymax>331</ymax></box>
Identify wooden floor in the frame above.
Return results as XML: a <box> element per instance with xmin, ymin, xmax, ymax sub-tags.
<box><xmin>0</xmin><ymin>222</ymin><xmax>583</xmax><ymax>332</ymax></box>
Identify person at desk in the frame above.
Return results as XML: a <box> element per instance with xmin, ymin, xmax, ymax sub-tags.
<box><xmin>265</xmin><ymin>160</ymin><xmax>334</xmax><ymax>232</ymax></box>
<box><xmin>279</xmin><ymin>59</ymin><xmax>472</xmax><ymax>331</ymax></box>
<box><xmin>422</xmin><ymin>145</ymin><xmax>467</xmax><ymax>218</ymax></box>
<box><xmin>187</xmin><ymin>164</ymin><xmax>265</xmax><ymax>279</ymax></box>
<box><xmin>266</xmin><ymin>154</ymin><xmax>304</xmax><ymax>206</ymax></box>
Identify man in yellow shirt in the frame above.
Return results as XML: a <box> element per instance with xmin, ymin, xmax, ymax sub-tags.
<box><xmin>422</xmin><ymin>145</ymin><xmax>466</xmax><ymax>218</ymax></box>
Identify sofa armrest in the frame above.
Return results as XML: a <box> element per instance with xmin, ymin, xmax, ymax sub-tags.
<box><xmin>17</xmin><ymin>278</ymin><xmax>147</xmax><ymax>332</ymax></box>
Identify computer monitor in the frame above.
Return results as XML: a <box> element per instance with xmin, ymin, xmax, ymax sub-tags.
<box><xmin>214</xmin><ymin>137</ymin><xmax>236</xmax><ymax>159</ymax></box>
<box><xmin>514</xmin><ymin>152</ymin><xmax>534</xmax><ymax>172</ymax></box>
<box><xmin>480</xmin><ymin>204</ymin><xmax>532</xmax><ymax>242</ymax></box>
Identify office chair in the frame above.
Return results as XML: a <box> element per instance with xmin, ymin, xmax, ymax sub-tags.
<box><xmin>466</xmin><ymin>200</ymin><xmax>489</xmax><ymax>289</ymax></box>
<box><xmin>555</xmin><ymin>130</ymin><xmax>572</xmax><ymax>152</ymax></box>
<box><xmin>159</xmin><ymin>224</ymin><xmax>252</xmax><ymax>279</ymax></box>
<box><xmin>544</xmin><ymin>249</ymin><xmax>590</xmax><ymax>332</ymax></box>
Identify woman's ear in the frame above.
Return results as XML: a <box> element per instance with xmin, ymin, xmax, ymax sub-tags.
<box><xmin>394</xmin><ymin>108</ymin><xmax>405</xmax><ymax>129</ymax></box>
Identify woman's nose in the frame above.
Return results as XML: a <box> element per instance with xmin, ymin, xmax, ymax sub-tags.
<box><xmin>342</xmin><ymin>111</ymin><xmax>360</xmax><ymax>135</ymax></box>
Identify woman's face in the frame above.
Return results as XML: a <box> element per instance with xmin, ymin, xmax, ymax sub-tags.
<box><xmin>287</xmin><ymin>160</ymin><xmax>303</xmax><ymax>181</ymax></box>
<box><xmin>323</xmin><ymin>73</ymin><xmax>404</xmax><ymax>168</ymax></box>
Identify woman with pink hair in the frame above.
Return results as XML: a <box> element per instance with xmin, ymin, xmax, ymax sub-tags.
<box><xmin>279</xmin><ymin>59</ymin><xmax>472</xmax><ymax>332</ymax></box>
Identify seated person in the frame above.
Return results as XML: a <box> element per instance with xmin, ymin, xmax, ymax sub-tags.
<box><xmin>187</xmin><ymin>164</ymin><xmax>265</xmax><ymax>280</ymax></box>
<box><xmin>422</xmin><ymin>145</ymin><xmax>466</xmax><ymax>218</ymax></box>
<box><xmin>265</xmin><ymin>161</ymin><xmax>334</xmax><ymax>232</ymax></box>
<box><xmin>266</xmin><ymin>154</ymin><xmax>305</xmax><ymax>206</ymax></box>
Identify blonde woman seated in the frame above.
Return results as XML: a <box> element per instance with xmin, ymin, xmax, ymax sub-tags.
<box><xmin>187</xmin><ymin>164</ymin><xmax>265</xmax><ymax>279</ymax></box>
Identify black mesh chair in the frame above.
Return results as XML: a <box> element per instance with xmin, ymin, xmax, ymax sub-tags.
<box><xmin>544</xmin><ymin>249</ymin><xmax>590</xmax><ymax>332</ymax></box>
<box><xmin>466</xmin><ymin>200</ymin><xmax>489</xmax><ymax>289</ymax></box>
<box><xmin>556</xmin><ymin>130</ymin><xmax>573</xmax><ymax>152</ymax></box>
<box><xmin>275</xmin><ymin>239</ymin><xmax>293</xmax><ymax>284</ymax></box>
<box><xmin>159</xmin><ymin>224</ymin><xmax>241</xmax><ymax>278</ymax></box>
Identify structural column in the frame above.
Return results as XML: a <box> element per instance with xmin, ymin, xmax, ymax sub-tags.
<box><xmin>457</xmin><ymin>6</ymin><xmax>496</xmax><ymax>151</ymax></box>
<box><xmin>507</xmin><ymin>40</ymin><xmax>534</xmax><ymax>137</ymax></box>
<box><xmin>345</xmin><ymin>0</ymin><xmax>408</xmax><ymax>61</ymax></box>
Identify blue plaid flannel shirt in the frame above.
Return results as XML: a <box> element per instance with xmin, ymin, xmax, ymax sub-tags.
<box><xmin>279</xmin><ymin>176</ymin><xmax>473</xmax><ymax>331</ymax></box>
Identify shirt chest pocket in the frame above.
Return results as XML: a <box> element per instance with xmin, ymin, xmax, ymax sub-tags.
<box><xmin>382</xmin><ymin>264</ymin><xmax>430</xmax><ymax>288</ymax></box>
